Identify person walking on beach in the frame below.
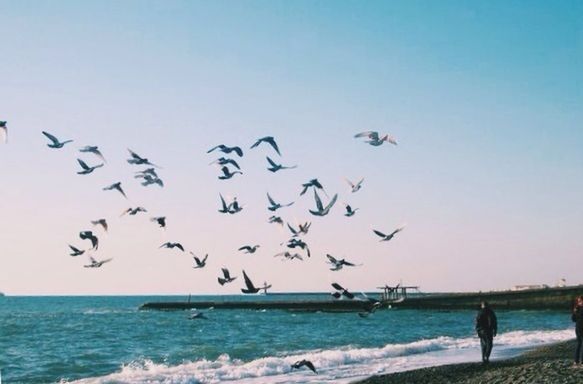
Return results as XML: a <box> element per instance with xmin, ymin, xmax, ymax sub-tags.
<box><xmin>476</xmin><ymin>301</ymin><xmax>497</xmax><ymax>364</ymax></box>
<box><xmin>572</xmin><ymin>296</ymin><xmax>583</xmax><ymax>366</ymax></box>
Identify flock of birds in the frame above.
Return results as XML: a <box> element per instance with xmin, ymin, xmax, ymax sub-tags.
<box><xmin>1</xmin><ymin>122</ymin><xmax>402</xmax><ymax>375</ymax></box>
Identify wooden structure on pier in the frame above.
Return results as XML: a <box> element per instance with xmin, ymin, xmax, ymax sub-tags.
<box><xmin>378</xmin><ymin>284</ymin><xmax>420</xmax><ymax>303</ymax></box>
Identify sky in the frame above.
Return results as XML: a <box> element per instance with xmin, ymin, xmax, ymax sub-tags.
<box><xmin>0</xmin><ymin>0</ymin><xmax>582</xmax><ymax>295</ymax></box>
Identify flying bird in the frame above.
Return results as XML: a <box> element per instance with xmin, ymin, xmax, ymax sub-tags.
<box><xmin>241</xmin><ymin>270</ymin><xmax>270</xmax><ymax>294</ymax></box>
<box><xmin>291</xmin><ymin>360</ymin><xmax>317</xmax><ymax>374</ymax></box>
<box><xmin>274</xmin><ymin>251</ymin><xmax>304</xmax><ymax>261</ymax></box>
<box><xmin>42</xmin><ymin>131</ymin><xmax>73</xmax><ymax>148</ymax></box>
<box><xmin>135</xmin><ymin>168</ymin><xmax>159</xmax><ymax>178</ymax></box>
<box><xmin>373</xmin><ymin>226</ymin><xmax>405</xmax><ymax>242</ymax></box>
<box><xmin>354</xmin><ymin>131</ymin><xmax>397</xmax><ymax>146</ymax></box>
<box><xmin>127</xmin><ymin>149</ymin><xmax>160</xmax><ymax>168</ymax></box>
<box><xmin>191</xmin><ymin>253</ymin><xmax>208</xmax><ymax>269</ymax></box>
<box><xmin>309</xmin><ymin>190</ymin><xmax>338</xmax><ymax>217</ymax></box>
<box><xmin>250</xmin><ymin>136</ymin><xmax>281</xmax><ymax>156</ymax></box>
<box><xmin>218</xmin><ymin>166</ymin><xmax>243</xmax><ymax>180</ymax></box>
<box><xmin>344</xmin><ymin>204</ymin><xmax>359</xmax><ymax>217</ymax></box>
<box><xmin>159</xmin><ymin>242</ymin><xmax>185</xmax><ymax>252</ymax></box>
<box><xmin>103</xmin><ymin>182</ymin><xmax>127</xmax><ymax>199</ymax></box>
<box><xmin>140</xmin><ymin>174</ymin><xmax>164</xmax><ymax>187</ymax></box>
<box><xmin>68</xmin><ymin>245</ymin><xmax>85</xmax><ymax>257</ymax></box>
<box><xmin>298</xmin><ymin>222</ymin><xmax>312</xmax><ymax>235</ymax></box>
<box><xmin>286</xmin><ymin>238</ymin><xmax>311</xmax><ymax>257</ymax></box>
<box><xmin>218</xmin><ymin>268</ymin><xmax>237</xmax><ymax>285</ymax></box>
<box><xmin>76</xmin><ymin>159</ymin><xmax>104</xmax><ymax>175</ymax></box>
<box><xmin>121</xmin><ymin>207</ymin><xmax>147</xmax><ymax>216</ymax></box>
<box><xmin>209</xmin><ymin>157</ymin><xmax>241</xmax><ymax>170</ymax></box>
<box><xmin>0</xmin><ymin>121</ymin><xmax>7</xmax><ymax>143</ymax></box>
<box><xmin>266</xmin><ymin>156</ymin><xmax>296</xmax><ymax>172</ymax></box>
<box><xmin>79</xmin><ymin>146</ymin><xmax>106</xmax><ymax>162</ymax></box>
<box><xmin>345</xmin><ymin>177</ymin><xmax>364</xmax><ymax>193</ymax></box>
<box><xmin>267</xmin><ymin>193</ymin><xmax>294</xmax><ymax>211</ymax></box>
<box><xmin>268</xmin><ymin>216</ymin><xmax>284</xmax><ymax>225</ymax></box>
<box><xmin>91</xmin><ymin>219</ymin><xmax>108</xmax><ymax>232</ymax></box>
<box><xmin>326</xmin><ymin>254</ymin><xmax>359</xmax><ymax>271</ymax></box>
<box><xmin>238</xmin><ymin>245</ymin><xmax>260</xmax><ymax>254</ymax></box>
<box><xmin>227</xmin><ymin>197</ymin><xmax>243</xmax><ymax>214</ymax></box>
<box><xmin>207</xmin><ymin>144</ymin><xmax>243</xmax><ymax>157</ymax></box>
<box><xmin>150</xmin><ymin>216</ymin><xmax>166</xmax><ymax>228</ymax></box>
<box><xmin>300</xmin><ymin>178</ymin><xmax>327</xmax><ymax>197</ymax></box>
<box><xmin>331</xmin><ymin>282</ymin><xmax>355</xmax><ymax>299</ymax></box>
<box><xmin>84</xmin><ymin>256</ymin><xmax>112</xmax><ymax>268</ymax></box>
<box><xmin>79</xmin><ymin>231</ymin><xmax>98</xmax><ymax>250</ymax></box>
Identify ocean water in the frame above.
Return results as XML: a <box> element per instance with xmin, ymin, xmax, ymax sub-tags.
<box><xmin>0</xmin><ymin>295</ymin><xmax>575</xmax><ymax>384</ymax></box>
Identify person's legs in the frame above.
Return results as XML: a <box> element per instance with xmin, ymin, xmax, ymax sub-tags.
<box><xmin>576</xmin><ymin>332</ymin><xmax>582</xmax><ymax>364</ymax></box>
<box><xmin>485</xmin><ymin>333</ymin><xmax>494</xmax><ymax>362</ymax></box>
<box><xmin>479</xmin><ymin>333</ymin><xmax>487</xmax><ymax>363</ymax></box>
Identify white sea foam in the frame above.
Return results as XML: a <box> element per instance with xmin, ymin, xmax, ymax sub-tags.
<box><xmin>69</xmin><ymin>328</ymin><xmax>573</xmax><ymax>384</ymax></box>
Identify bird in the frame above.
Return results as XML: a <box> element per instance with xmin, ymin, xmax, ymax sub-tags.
<box><xmin>241</xmin><ymin>270</ymin><xmax>270</xmax><ymax>294</ymax></box>
<box><xmin>209</xmin><ymin>157</ymin><xmax>241</xmax><ymax>170</ymax></box>
<box><xmin>373</xmin><ymin>226</ymin><xmax>405</xmax><ymax>242</ymax></box>
<box><xmin>79</xmin><ymin>231</ymin><xmax>98</xmax><ymax>250</ymax></box>
<box><xmin>274</xmin><ymin>251</ymin><xmax>304</xmax><ymax>261</ymax></box>
<box><xmin>140</xmin><ymin>174</ymin><xmax>164</xmax><ymax>187</ymax></box>
<box><xmin>344</xmin><ymin>204</ymin><xmax>359</xmax><ymax>217</ymax></box>
<box><xmin>227</xmin><ymin>197</ymin><xmax>243</xmax><ymax>214</ymax></box>
<box><xmin>68</xmin><ymin>245</ymin><xmax>85</xmax><ymax>257</ymax></box>
<box><xmin>121</xmin><ymin>207</ymin><xmax>147</xmax><ymax>216</ymax></box>
<box><xmin>76</xmin><ymin>159</ymin><xmax>104</xmax><ymax>175</ymax></box>
<box><xmin>189</xmin><ymin>312</ymin><xmax>207</xmax><ymax>320</ymax></box>
<box><xmin>267</xmin><ymin>193</ymin><xmax>294</xmax><ymax>211</ymax></box>
<box><xmin>191</xmin><ymin>253</ymin><xmax>208</xmax><ymax>269</ymax></box>
<box><xmin>286</xmin><ymin>222</ymin><xmax>311</xmax><ymax>237</ymax></box>
<box><xmin>218</xmin><ymin>268</ymin><xmax>237</xmax><ymax>285</ymax></box>
<box><xmin>42</xmin><ymin>131</ymin><xmax>73</xmax><ymax>148</ymax></box>
<box><xmin>326</xmin><ymin>254</ymin><xmax>359</xmax><ymax>271</ymax></box>
<box><xmin>250</xmin><ymin>136</ymin><xmax>281</xmax><ymax>156</ymax></box>
<box><xmin>331</xmin><ymin>283</ymin><xmax>355</xmax><ymax>299</ymax></box>
<box><xmin>127</xmin><ymin>149</ymin><xmax>160</xmax><ymax>168</ymax></box>
<box><xmin>286</xmin><ymin>238</ymin><xmax>311</xmax><ymax>257</ymax></box>
<box><xmin>0</xmin><ymin>121</ymin><xmax>7</xmax><ymax>143</ymax></box>
<box><xmin>91</xmin><ymin>219</ymin><xmax>108</xmax><ymax>232</ymax></box>
<box><xmin>207</xmin><ymin>144</ymin><xmax>243</xmax><ymax>157</ymax></box>
<box><xmin>218</xmin><ymin>194</ymin><xmax>230</xmax><ymax>214</ymax></box>
<box><xmin>268</xmin><ymin>216</ymin><xmax>284</xmax><ymax>225</ymax></box>
<box><xmin>103</xmin><ymin>182</ymin><xmax>127</xmax><ymax>199</ymax></box>
<box><xmin>298</xmin><ymin>222</ymin><xmax>312</xmax><ymax>235</ymax></box>
<box><xmin>135</xmin><ymin>168</ymin><xmax>159</xmax><ymax>178</ymax></box>
<box><xmin>345</xmin><ymin>177</ymin><xmax>364</xmax><ymax>193</ymax></box>
<box><xmin>218</xmin><ymin>166</ymin><xmax>243</xmax><ymax>180</ymax></box>
<box><xmin>309</xmin><ymin>190</ymin><xmax>338</xmax><ymax>216</ymax></box>
<box><xmin>150</xmin><ymin>216</ymin><xmax>166</xmax><ymax>228</ymax></box>
<box><xmin>159</xmin><ymin>242</ymin><xmax>185</xmax><ymax>252</ymax></box>
<box><xmin>238</xmin><ymin>245</ymin><xmax>260</xmax><ymax>254</ymax></box>
<box><xmin>300</xmin><ymin>178</ymin><xmax>327</xmax><ymax>196</ymax></box>
<box><xmin>266</xmin><ymin>156</ymin><xmax>296</xmax><ymax>172</ymax></box>
<box><xmin>291</xmin><ymin>359</ymin><xmax>317</xmax><ymax>374</ymax></box>
<box><xmin>354</xmin><ymin>131</ymin><xmax>397</xmax><ymax>146</ymax></box>
<box><xmin>84</xmin><ymin>256</ymin><xmax>112</xmax><ymax>268</ymax></box>
<box><xmin>79</xmin><ymin>146</ymin><xmax>106</xmax><ymax>162</ymax></box>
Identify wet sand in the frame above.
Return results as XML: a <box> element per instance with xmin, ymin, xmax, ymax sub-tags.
<box><xmin>355</xmin><ymin>339</ymin><xmax>583</xmax><ymax>384</ymax></box>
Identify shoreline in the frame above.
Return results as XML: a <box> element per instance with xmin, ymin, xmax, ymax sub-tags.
<box><xmin>354</xmin><ymin>339</ymin><xmax>583</xmax><ymax>384</ymax></box>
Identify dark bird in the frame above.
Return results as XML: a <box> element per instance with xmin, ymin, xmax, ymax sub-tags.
<box><xmin>207</xmin><ymin>144</ymin><xmax>243</xmax><ymax>157</ymax></box>
<box><xmin>266</xmin><ymin>156</ymin><xmax>296</xmax><ymax>172</ymax></box>
<box><xmin>0</xmin><ymin>121</ymin><xmax>7</xmax><ymax>143</ymax></box>
<box><xmin>354</xmin><ymin>131</ymin><xmax>397</xmax><ymax>146</ymax></box>
<box><xmin>373</xmin><ymin>226</ymin><xmax>405</xmax><ymax>242</ymax></box>
<box><xmin>344</xmin><ymin>204</ymin><xmax>359</xmax><ymax>217</ymax></box>
<box><xmin>91</xmin><ymin>219</ymin><xmax>108</xmax><ymax>232</ymax></box>
<box><xmin>68</xmin><ymin>245</ymin><xmax>85</xmax><ymax>257</ymax></box>
<box><xmin>267</xmin><ymin>193</ymin><xmax>294</xmax><ymax>211</ymax></box>
<box><xmin>121</xmin><ymin>207</ymin><xmax>147</xmax><ymax>216</ymax></box>
<box><xmin>159</xmin><ymin>242</ymin><xmax>185</xmax><ymax>252</ymax></box>
<box><xmin>268</xmin><ymin>216</ymin><xmax>284</xmax><ymax>225</ymax></box>
<box><xmin>241</xmin><ymin>270</ymin><xmax>270</xmax><ymax>294</ymax></box>
<box><xmin>140</xmin><ymin>174</ymin><xmax>164</xmax><ymax>187</ymax></box>
<box><xmin>274</xmin><ymin>251</ymin><xmax>304</xmax><ymax>261</ymax></box>
<box><xmin>218</xmin><ymin>166</ymin><xmax>242</xmax><ymax>180</ymax></box>
<box><xmin>150</xmin><ymin>216</ymin><xmax>166</xmax><ymax>228</ymax></box>
<box><xmin>218</xmin><ymin>268</ymin><xmax>237</xmax><ymax>285</ymax></box>
<box><xmin>135</xmin><ymin>168</ymin><xmax>159</xmax><ymax>178</ymax></box>
<box><xmin>84</xmin><ymin>256</ymin><xmax>112</xmax><ymax>268</ymax></box>
<box><xmin>345</xmin><ymin>177</ymin><xmax>364</xmax><ymax>193</ymax></box>
<box><xmin>291</xmin><ymin>360</ymin><xmax>317</xmax><ymax>374</ymax></box>
<box><xmin>287</xmin><ymin>222</ymin><xmax>312</xmax><ymax>237</ymax></box>
<box><xmin>309</xmin><ymin>190</ymin><xmax>338</xmax><ymax>216</ymax></box>
<box><xmin>331</xmin><ymin>282</ymin><xmax>355</xmax><ymax>299</ymax></box>
<box><xmin>209</xmin><ymin>157</ymin><xmax>241</xmax><ymax>170</ymax></box>
<box><xmin>103</xmin><ymin>182</ymin><xmax>127</xmax><ymax>199</ymax></box>
<box><xmin>286</xmin><ymin>238</ymin><xmax>311</xmax><ymax>257</ymax></box>
<box><xmin>79</xmin><ymin>146</ymin><xmax>106</xmax><ymax>162</ymax></box>
<box><xmin>298</xmin><ymin>222</ymin><xmax>312</xmax><ymax>235</ymax></box>
<box><xmin>190</xmin><ymin>253</ymin><xmax>208</xmax><ymax>269</ymax></box>
<box><xmin>189</xmin><ymin>312</ymin><xmax>207</xmax><ymax>320</ymax></box>
<box><xmin>42</xmin><ymin>131</ymin><xmax>73</xmax><ymax>148</ymax></box>
<box><xmin>250</xmin><ymin>136</ymin><xmax>281</xmax><ymax>155</ymax></box>
<box><xmin>218</xmin><ymin>194</ymin><xmax>230</xmax><ymax>214</ymax></box>
<box><xmin>228</xmin><ymin>197</ymin><xmax>243</xmax><ymax>214</ymax></box>
<box><xmin>300</xmin><ymin>178</ymin><xmax>327</xmax><ymax>196</ymax></box>
<box><xmin>238</xmin><ymin>245</ymin><xmax>260</xmax><ymax>254</ymax></box>
<box><xmin>127</xmin><ymin>149</ymin><xmax>160</xmax><ymax>168</ymax></box>
<box><xmin>76</xmin><ymin>159</ymin><xmax>104</xmax><ymax>175</ymax></box>
<box><xmin>326</xmin><ymin>254</ymin><xmax>359</xmax><ymax>271</ymax></box>
<box><xmin>79</xmin><ymin>231</ymin><xmax>98</xmax><ymax>250</ymax></box>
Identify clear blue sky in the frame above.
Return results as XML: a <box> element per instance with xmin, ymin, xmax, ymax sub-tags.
<box><xmin>1</xmin><ymin>0</ymin><xmax>582</xmax><ymax>295</ymax></box>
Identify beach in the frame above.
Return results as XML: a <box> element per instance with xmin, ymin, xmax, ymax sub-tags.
<box><xmin>356</xmin><ymin>339</ymin><xmax>583</xmax><ymax>384</ymax></box>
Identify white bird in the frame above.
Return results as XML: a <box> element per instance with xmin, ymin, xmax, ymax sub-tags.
<box><xmin>345</xmin><ymin>177</ymin><xmax>364</xmax><ymax>193</ymax></box>
<box><xmin>91</xmin><ymin>219</ymin><xmax>108</xmax><ymax>232</ymax></box>
<box><xmin>42</xmin><ymin>131</ymin><xmax>73</xmax><ymax>148</ymax></box>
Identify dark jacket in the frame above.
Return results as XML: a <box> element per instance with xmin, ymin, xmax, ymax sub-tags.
<box><xmin>572</xmin><ymin>306</ymin><xmax>583</xmax><ymax>335</ymax></box>
<box><xmin>476</xmin><ymin>307</ymin><xmax>497</xmax><ymax>335</ymax></box>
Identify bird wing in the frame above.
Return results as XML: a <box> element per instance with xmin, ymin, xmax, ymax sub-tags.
<box><xmin>304</xmin><ymin>361</ymin><xmax>317</xmax><ymax>373</ymax></box>
<box><xmin>201</xmin><ymin>254</ymin><xmax>208</xmax><ymax>263</ymax></box>
<box><xmin>354</xmin><ymin>131</ymin><xmax>376</xmax><ymax>139</ymax></box>
<box><xmin>100</xmin><ymin>258</ymin><xmax>113</xmax><ymax>265</ymax></box>
<box><xmin>238</xmin><ymin>246</ymin><xmax>250</xmax><ymax>251</ymax></box>
<box><xmin>207</xmin><ymin>145</ymin><xmax>222</xmax><ymax>153</ymax></box>
<box><xmin>159</xmin><ymin>242</ymin><xmax>169</xmax><ymax>248</ymax></box>
<box><xmin>313</xmin><ymin>190</ymin><xmax>324</xmax><ymax>211</ymax></box>
<box><xmin>219</xmin><ymin>194</ymin><xmax>228</xmax><ymax>210</ymax></box>
<box><xmin>176</xmin><ymin>243</ymin><xmax>185</xmax><ymax>251</ymax></box>
<box><xmin>266</xmin><ymin>193</ymin><xmax>277</xmax><ymax>206</ymax></box>
<box><xmin>356</xmin><ymin>178</ymin><xmax>364</xmax><ymax>188</ymax></box>
<box><xmin>266</xmin><ymin>137</ymin><xmax>281</xmax><ymax>155</ymax></box>
<box><xmin>373</xmin><ymin>229</ymin><xmax>387</xmax><ymax>238</ymax></box>
<box><xmin>287</xmin><ymin>223</ymin><xmax>298</xmax><ymax>235</ymax></box>
<box><xmin>127</xmin><ymin>148</ymin><xmax>142</xmax><ymax>160</ymax></box>
<box><xmin>222</xmin><ymin>268</ymin><xmax>230</xmax><ymax>279</ymax></box>
<box><xmin>344</xmin><ymin>178</ymin><xmax>355</xmax><ymax>188</ymax></box>
<box><xmin>77</xmin><ymin>159</ymin><xmax>90</xmax><ymax>170</ymax></box>
<box><xmin>242</xmin><ymin>270</ymin><xmax>256</xmax><ymax>290</ymax></box>
<box><xmin>326</xmin><ymin>254</ymin><xmax>338</xmax><ymax>263</ymax></box>
<box><xmin>343</xmin><ymin>260</ymin><xmax>357</xmax><ymax>266</ymax></box>
<box><xmin>266</xmin><ymin>156</ymin><xmax>278</xmax><ymax>168</ymax></box>
<box><xmin>331</xmin><ymin>282</ymin><xmax>344</xmax><ymax>291</ymax></box>
<box><xmin>325</xmin><ymin>194</ymin><xmax>338</xmax><ymax>211</ymax></box>
<box><xmin>42</xmin><ymin>131</ymin><xmax>60</xmax><ymax>144</ymax></box>
<box><xmin>390</xmin><ymin>227</ymin><xmax>405</xmax><ymax>237</ymax></box>
<box><xmin>232</xmin><ymin>146</ymin><xmax>243</xmax><ymax>157</ymax></box>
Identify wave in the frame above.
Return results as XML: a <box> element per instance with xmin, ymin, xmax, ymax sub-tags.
<box><xmin>68</xmin><ymin>328</ymin><xmax>573</xmax><ymax>384</ymax></box>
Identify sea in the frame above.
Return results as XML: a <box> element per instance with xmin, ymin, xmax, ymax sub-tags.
<box><xmin>0</xmin><ymin>294</ymin><xmax>576</xmax><ymax>384</ymax></box>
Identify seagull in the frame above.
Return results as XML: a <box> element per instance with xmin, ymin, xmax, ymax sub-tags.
<box><xmin>326</xmin><ymin>254</ymin><xmax>359</xmax><ymax>271</ymax></box>
<box><xmin>331</xmin><ymin>282</ymin><xmax>355</xmax><ymax>299</ymax></box>
<box><xmin>159</xmin><ymin>242</ymin><xmax>185</xmax><ymax>252</ymax></box>
<box><xmin>344</xmin><ymin>204</ymin><xmax>359</xmax><ymax>217</ymax></box>
<box><xmin>373</xmin><ymin>226</ymin><xmax>405</xmax><ymax>242</ymax></box>
<box><xmin>190</xmin><ymin>253</ymin><xmax>208</xmax><ymax>269</ymax></box>
<box><xmin>274</xmin><ymin>251</ymin><xmax>304</xmax><ymax>261</ymax></box>
<box><xmin>121</xmin><ymin>207</ymin><xmax>147</xmax><ymax>216</ymax></box>
<box><xmin>266</xmin><ymin>156</ymin><xmax>296</xmax><ymax>172</ymax></box>
<box><xmin>189</xmin><ymin>312</ymin><xmax>208</xmax><ymax>320</ymax></box>
<box><xmin>84</xmin><ymin>256</ymin><xmax>112</xmax><ymax>268</ymax></box>
<box><xmin>140</xmin><ymin>174</ymin><xmax>164</xmax><ymax>187</ymax></box>
<box><xmin>250</xmin><ymin>136</ymin><xmax>281</xmax><ymax>156</ymax></box>
<box><xmin>207</xmin><ymin>144</ymin><xmax>243</xmax><ymax>157</ymax></box>
<box><xmin>268</xmin><ymin>216</ymin><xmax>284</xmax><ymax>225</ymax></box>
<box><xmin>76</xmin><ymin>159</ymin><xmax>104</xmax><ymax>175</ymax></box>
<box><xmin>238</xmin><ymin>245</ymin><xmax>260</xmax><ymax>254</ymax></box>
<box><xmin>227</xmin><ymin>197</ymin><xmax>243</xmax><ymax>214</ymax></box>
<box><xmin>79</xmin><ymin>231</ymin><xmax>98</xmax><ymax>250</ymax></box>
<box><xmin>218</xmin><ymin>166</ymin><xmax>243</xmax><ymax>180</ymax></box>
<box><xmin>127</xmin><ymin>149</ymin><xmax>160</xmax><ymax>168</ymax></box>
<box><xmin>150</xmin><ymin>216</ymin><xmax>166</xmax><ymax>228</ymax></box>
<box><xmin>241</xmin><ymin>270</ymin><xmax>270</xmax><ymax>294</ymax></box>
<box><xmin>291</xmin><ymin>360</ymin><xmax>317</xmax><ymax>374</ymax></box>
<box><xmin>309</xmin><ymin>190</ymin><xmax>338</xmax><ymax>216</ymax></box>
<box><xmin>345</xmin><ymin>178</ymin><xmax>364</xmax><ymax>193</ymax></box>
<box><xmin>300</xmin><ymin>178</ymin><xmax>327</xmax><ymax>197</ymax></box>
<box><xmin>209</xmin><ymin>157</ymin><xmax>241</xmax><ymax>170</ymax></box>
<box><xmin>267</xmin><ymin>193</ymin><xmax>294</xmax><ymax>211</ymax></box>
<box><xmin>218</xmin><ymin>268</ymin><xmax>237</xmax><ymax>285</ymax></box>
<box><xmin>103</xmin><ymin>182</ymin><xmax>127</xmax><ymax>199</ymax></box>
<box><xmin>354</xmin><ymin>131</ymin><xmax>397</xmax><ymax>146</ymax></box>
<box><xmin>79</xmin><ymin>146</ymin><xmax>106</xmax><ymax>162</ymax></box>
<box><xmin>42</xmin><ymin>131</ymin><xmax>73</xmax><ymax>148</ymax></box>
<box><xmin>0</xmin><ymin>121</ymin><xmax>7</xmax><ymax>143</ymax></box>
<box><xmin>286</xmin><ymin>238</ymin><xmax>311</xmax><ymax>257</ymax></box>
<box><xmin>91</xmin><ymin>219</ymin><xmax>108</xmax><ymax>232</ymax></box>
<box><xmin>68</xmin><ymin>245</ymin><xmax>85</xmax><ymax>257</ymax></box>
